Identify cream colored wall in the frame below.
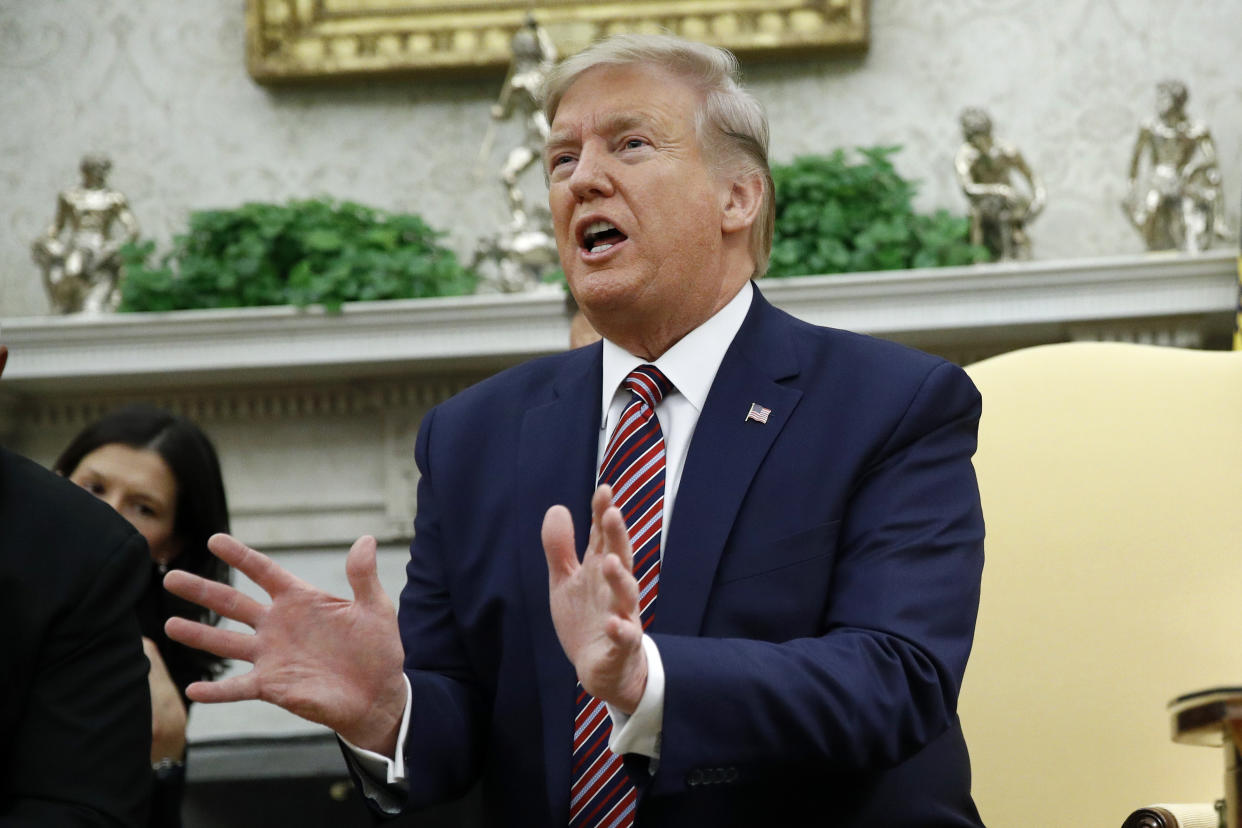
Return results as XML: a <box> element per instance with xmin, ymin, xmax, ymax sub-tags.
<box><xmin>1</xmin><ymin>0</ymin><xmax>1239</xmax><ymax>318</ymax></box>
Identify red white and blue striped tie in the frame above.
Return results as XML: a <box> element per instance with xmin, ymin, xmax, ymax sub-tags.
<box><xmin>569</xmin><ymin>364</ymin><xmax>672</xmax><ymax>828</ymax></box>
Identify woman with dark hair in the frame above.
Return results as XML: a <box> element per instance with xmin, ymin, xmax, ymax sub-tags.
<box><xmin>54</xmin><ymin>404</ymin><xmax>230</xmax><ymax>828</ymax></box>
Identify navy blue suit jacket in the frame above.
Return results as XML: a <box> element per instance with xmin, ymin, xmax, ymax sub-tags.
<box><xmin>396</xmin><ymin>287</ymin><xmax>985</xmax><ymax>826</ymax></box>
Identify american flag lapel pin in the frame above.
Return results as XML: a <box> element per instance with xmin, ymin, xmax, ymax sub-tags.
<box><xmin>745</xmin><ymin>402</ymin><xmax>771</xmax><ymax>424</ymax></box>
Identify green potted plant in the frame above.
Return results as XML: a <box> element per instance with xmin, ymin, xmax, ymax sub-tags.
<box><xmin>767</xmin><ymin>146</ymin><xmax>988</xmax><ymax>277</ymax></box>
<box><xmin>119</xmin><ymin>198</ymin><xmax>476</xmax><ymax>312</ymax></box>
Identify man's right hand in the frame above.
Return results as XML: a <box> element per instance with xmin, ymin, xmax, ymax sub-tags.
<box><xmin>163</xmin><ymin>534</ymin><xmax>407</xmax><ymax>757</ymax></box>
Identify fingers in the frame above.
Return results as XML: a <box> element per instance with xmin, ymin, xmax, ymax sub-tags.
<box><xmin>605</xmin><ymin>615</ymin><xmax>643</xmax><ymax>652</ymax></box>
<box><xmin>207</xmin><ymin>533</ymin><xmax>303</xmax><ymax>596</ymax></box>
<box><xmin>165</xmin><ymin>616</ymin><xmax>258</xmax><ymax>663</ymax></box>
<box><xmin>590</xmin><ymin>485</ymin><xmax>614</xmax><ymax>535</ymax></box>
<box><xmin>542</xmin><ymin>504</ymin><xmax>578</xmax><ymax>581</ymax></box>
<box><xmin>344</xmin><ymin>535</ymin><xmax>387</xmax><ymax>608</ymax></box>
<box><xmin>600</xmin><ymin>552</ymin><xmax>638</xmax><ymax>609</ymax></box>
<box><xmin>164</xmin><ymin>569</ymin><xmax>265</xmax><ymax>629</ymax></box>
<box><xmin>597</xmin><ymin>493</ymin><xmax>634</xmax><ymax>572</ymax></box>
<box><xmin>545</xmin><ymin>485</ymin><xmax>635</xmax><ymax>581</ymax></box>
<box><xmin>184</xmin><ymin>673</ymin><xmax>261</xmax><ymax>705</ymax></box>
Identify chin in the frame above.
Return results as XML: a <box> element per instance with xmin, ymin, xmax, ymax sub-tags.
<box><xmin>568</xmin><ymin>269</ymin><xmax>635</xmax><ymax>307</ymax></box>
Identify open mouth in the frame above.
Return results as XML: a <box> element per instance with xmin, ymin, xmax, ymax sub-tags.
<box><xmin>580</xmin><ymin>220</ymin><xmax>628</xmax><ymax>255</ymax></box>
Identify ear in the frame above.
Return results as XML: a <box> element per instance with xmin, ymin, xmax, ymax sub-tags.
<box><xmin>720</xmin><ymin>174</ymin><xmax>764</xmax><ymax>236</ymax></box>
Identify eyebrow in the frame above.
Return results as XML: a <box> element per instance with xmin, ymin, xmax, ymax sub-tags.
<box><xmin>546</xmin><ymin>111</ymin><xmax>655</xmax><ymax>154</ymax></box>
<box><xmin>73</xmin><ymin>464</ymin><xmax>173</xmax><ymax>509</ymax></box>
<box><xmin>599</xmin><ymin>112</ymin><xmax>649</xmax><ymax>135</ymax></box>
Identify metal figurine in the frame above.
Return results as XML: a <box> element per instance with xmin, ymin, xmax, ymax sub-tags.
<box><xmin>1123</xmin><ymin>79</ymin><xmax>1229</xmax><ymax>252</ymax></box>
<box><xmin>469</xmin><ymin>205</ymin><xmax>560</xmax><ymax>294</ymax></box>
<box><xmin>32</xmin><ymin>154</ymin><xmax>139</xmax><ymax>314</ymax></box>
<box><xmin>481</xmin><ymin>13</ymin><xmax>558</xmax><ymax>227</ymax></box>
<box><xmin>955</xmin><ymin>108</ymin><xmax>1046</xmax><ymax>261</ymax></box>
<box><xmin>471</xmin><ymin>14</ymin><xmax>560</xmax><ymax>293</ymax></box>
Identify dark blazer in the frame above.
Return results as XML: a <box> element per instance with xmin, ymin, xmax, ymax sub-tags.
<box><xmin>397</xmin><ymin>287</ymin><xmax>985</xmax><ymax>826</ymax></box>
<box><xmin>0</xmin><ymin>447</ymin><xmax>152</xmax><ymax>827</ymax></box>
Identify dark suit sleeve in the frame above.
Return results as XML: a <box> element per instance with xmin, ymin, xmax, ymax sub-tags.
<box><xmin>394</xmin><ymin>405</ymin><xmax>491</xmax><ymax>809</ymax></box>
<box><xmin>651</xmin><ymin>360</ymin><xmax>984</xmax><ymax>793</ymax></box>
<box><xmin>2</xmin><ymin>523</ymin><xmax>152</xmax><ymax>826</ymax></box>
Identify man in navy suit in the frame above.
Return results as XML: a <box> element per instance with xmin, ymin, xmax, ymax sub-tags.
<box><xmin>167</xmin><ymin>33</ymin><xmax>985</xmax><ymax>826</ymax></box>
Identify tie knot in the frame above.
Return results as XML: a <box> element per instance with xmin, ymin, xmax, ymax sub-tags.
<box><xmin>624</xmin><ymin>365</ymin><xmax>672</xmax><ymax>409</ymax></box>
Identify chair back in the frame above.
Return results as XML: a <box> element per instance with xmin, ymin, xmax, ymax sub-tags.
<box><xmin>961</xmin><ymin>342</ymin><xmax>1242</xmax><ymax>827</ymax></box>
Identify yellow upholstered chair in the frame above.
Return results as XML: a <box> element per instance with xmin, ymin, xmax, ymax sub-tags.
<box><xmin>959</xmin><ymin>342</ymin><xmax>1242</xmax><ymax>827</ymax></box>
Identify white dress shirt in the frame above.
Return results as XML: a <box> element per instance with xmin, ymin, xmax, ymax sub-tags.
<box><xmin>597</xmin><ymin>282</ymin><xmax>753</xmax><ymax>757</ymax></box>
<box><xmin>347</xmin><ymin>282</ymin><xmax>754</xmax><ymax>799</ymax></box>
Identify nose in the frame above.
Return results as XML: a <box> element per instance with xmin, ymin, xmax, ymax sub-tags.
<box><xmin>568</xmin><ymin>143</ymin><xmax>614</xmax><ymax>201</ymax></box>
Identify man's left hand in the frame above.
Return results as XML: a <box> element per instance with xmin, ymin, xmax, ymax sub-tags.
<box><xmin>543</xmin><ymin>485</ymin><xmax>647</xmax><ymax>713</ymax></box>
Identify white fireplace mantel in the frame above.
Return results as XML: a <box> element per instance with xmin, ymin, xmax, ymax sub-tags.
<box><xmin>2</xmin><ymin>250</ymin><xmax>1236</xmax><ymax>396</ymax></box>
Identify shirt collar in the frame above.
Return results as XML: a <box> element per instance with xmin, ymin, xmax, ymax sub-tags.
<box><xmin>599</xmin><ymin>281</ymin><xmax>754</xmax><ymax>424</ymax></box>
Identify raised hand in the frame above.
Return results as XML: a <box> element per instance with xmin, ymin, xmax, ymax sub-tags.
<box><xmin>163</xmin><ymin>534</ymin><xmax>407</xmax><ymax>756</ymax></box>
<box><xmin>542</xmin><ymin>485</ymin><xmax>647</xmax><ymax>713</ymax></box>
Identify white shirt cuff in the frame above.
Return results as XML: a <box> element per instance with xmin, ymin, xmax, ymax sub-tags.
<box><xmin>605</xmin><ymin>634</ymin><xmax>664</xmax><ymax>758</ymax></box>
<box><xmin>339</xmin><ymin>673</ymin><xmax>412</xmax><ymax>810</ymax></box>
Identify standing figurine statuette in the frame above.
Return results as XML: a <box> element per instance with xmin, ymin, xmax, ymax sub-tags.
<box><xmin>1122</xmin><ymin>79</ymin><xmax>1229</xmax><ymax>252</ymax></box>
<box><xmin>32</xmin><ymin>154</ymin><xmax>139</xmax><ymax>314</ymax></box>
<box><xmin>482</xmin><ymin>13</ymin><xmax>558</xmax><ymax>229</ymax></box>
<box><xmin>471</xmin><ymin>14</ymin><xmax>561</xmax><ymax>293</ymax></box>
<box><xmin>955</xmin><ymin>108</ymin><xmax>1045</xmax><ymax>261</ymax></box>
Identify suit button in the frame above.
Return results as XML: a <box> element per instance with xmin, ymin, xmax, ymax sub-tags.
<box><xmin>687</xmin><ymin>769</ymin><xmax>703</xmax><ymax>787</ymax></box>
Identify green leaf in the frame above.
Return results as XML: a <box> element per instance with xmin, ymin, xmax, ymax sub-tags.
<box><xmin>117</xmin><ymin>197</ymin><xmax>478</xmax><ymax>312</ymax></box>
<box><xmin>768</xmin><ymin>146</ymin><xmax>980</xmax><ymax>277</ymax></box>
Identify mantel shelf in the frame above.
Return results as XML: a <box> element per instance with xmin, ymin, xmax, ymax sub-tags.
<box><xmin>2</xmin><ymin>250</ymin><xmax>1236</xmax><ymax>396</ymax></box>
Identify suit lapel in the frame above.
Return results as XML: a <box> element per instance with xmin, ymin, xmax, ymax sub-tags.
<box><xmin>516</xmin><ymin>346</ymin><xmax>601</xmax><ymax>823</ymax></box>
<box><xmin>656</xmin><ymin>289</ymin><xmax>803</xmax><ymax>636</ymax></box>
<box><xmin>512</xmin><ymin>290</ymin><xmax>802</xmax><ymax>809</ymax></box>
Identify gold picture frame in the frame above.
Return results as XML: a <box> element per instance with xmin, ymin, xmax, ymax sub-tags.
<box><xmin>245</xmin><ymin>0</ymin><xmax>869</xmax><ymax>83</ymax></box>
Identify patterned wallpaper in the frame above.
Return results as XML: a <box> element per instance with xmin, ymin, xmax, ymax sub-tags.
<box><xmin>1</xmin><ymin>0</ymin><xmax>1239</xmax><ymax>317</ymax></box>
